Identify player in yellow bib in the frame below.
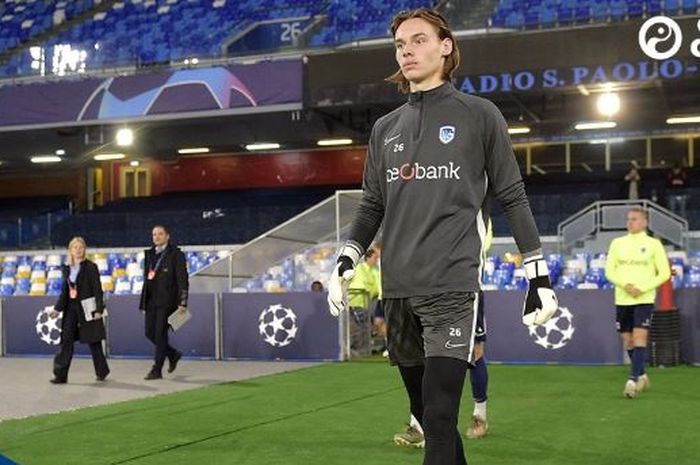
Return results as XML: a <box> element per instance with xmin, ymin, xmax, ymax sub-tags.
<box><xmin>604</xmin><ymin>207</ymin><xmax>670</xmax><ymax>398</ymax></box>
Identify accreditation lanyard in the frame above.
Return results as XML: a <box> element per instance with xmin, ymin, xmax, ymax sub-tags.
<box><xmin>148</xmin><ymin>251</ymin><xmax>166</xmax><ymax>281</ymax></box>
<box><xmin>68</xmin><ymin>280</ymin><xmax>78</xmax><ymax>299</ymax></box>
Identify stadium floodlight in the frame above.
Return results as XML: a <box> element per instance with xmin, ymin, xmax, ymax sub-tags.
<box><xmin>31</xmin><ymin>155</ymin><xmax>61</xmax><ymax>163</ymax></box>
<box><xmin>589</xmin><ymin>138</ymin><xmax>625</xmax><ymax>145</ymax></box>
<box><xmin>246</xmin><ymin>143</ymin><xmax>280</xmax><ymax>151</ymax></box>
<box><xmin>666</xmin><ymin>115</ymin><xmax>700</xmax><ymax>125</ymax></box>
<box><xmin>596</xmin><ymin>92</ymin><xmax>621</xmax><ymax>117</ymax></box>
<box><xmin>116</xmin><ymin>128</ymin><xmax>134</xmax><ymax>146</ymax></box>
<box><xmin>177</xmin><ymin>147</ymin><xmax>210</xmax><ymax>154</ymax></box>
<box><xmin>317</xmin><ymin>138</ymin><xmax>353</xmax><ymax>146</ymax></box>
<box><xmin>94</xmin><ymin>153</ymin><xmax>125</xmax><ymax>161</ymax></box>
<box><xmin>574</xmin><ymin>121</ymin><xmax>617</xmax><ymax>131</ymax></box>
<box><xmin>508</xmin><ymin>126</ymin><xmax>530</xmax><ymax>135</ymax></box>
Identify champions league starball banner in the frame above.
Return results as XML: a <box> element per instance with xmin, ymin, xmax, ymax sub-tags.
<box><xmin>1</xmin><ymin>295</ymin><xmax>215</xmax><ymax>358</ymax></box>
<box><xmin>0</xmin><ymin>59</ymin><xmax>301</xmax><ymax>128</ymax></box>
<box><xmin>2</xmin><ymin>290</ymin><xmax>699</xmax><ymax>363</ymax></box>
<box><xmin>483</xmin><ymin>289</ymin><xmax>623</xmax><ymax>364</ymax></box>
<box><xmin>2</xmin><ymin>296</ymin><xmax>91</xmax><ymax>356</ymax></box>
<box><xmin>221</xmin><ymin>292</ymin><xmax>341</xmax><ymax>361</ymax></box>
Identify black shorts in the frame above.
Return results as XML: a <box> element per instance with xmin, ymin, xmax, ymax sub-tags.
<box><xmin>474</xmin><ymin>291</ymin><xmax>486</xmax><ymax>343</ymax></box>
<box><xmin>384</xmin><ymin>291</ymin><xmax>478</xmax><ymax>366</ymax></box>
<box><xmin>616</xmin><ymin>304</ymin><xmax>653</xmax><ymax>333</ymax></box>
<box><xmin>373</xmin><ymin>300</ymin><xmax>385</xmax><ymax>319</ymax></box>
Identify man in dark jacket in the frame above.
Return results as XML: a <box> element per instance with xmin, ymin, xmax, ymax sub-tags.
<box><xmin>140</xmin><ymin>225</ymin><xmax>189</xmax><ymax>380</ymax></box>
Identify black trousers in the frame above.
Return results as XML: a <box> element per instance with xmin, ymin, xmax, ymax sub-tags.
<box><xmin>145</xmin><ymin>306</ymin><xmax>179</xmax><ymax>373</ymax></box>
<box><xmin>53</xmin><ymin>301</ymin><xmax>109</xmax><ymax>380</ymax></box>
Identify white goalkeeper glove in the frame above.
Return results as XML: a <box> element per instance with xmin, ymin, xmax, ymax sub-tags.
<box><xmin>327</xmin><ymin>243</ymin><xmax>363</xmax><ymax>317</ymax></box>
<box><xmin>522</xmin><ymin>255</ymin><xmax>558</xmax><ymax>326</ymax></box>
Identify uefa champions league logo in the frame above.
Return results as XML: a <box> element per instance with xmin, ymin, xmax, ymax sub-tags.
<box><xmin>638</xmin><ymin>17</ymin><xmax>700</xmax><ymax>60</ymax></box>
<box><xmin>258</xmin><ymin>304</ymin><xmax>298</xmax><ymax>348</ymax></box>
<box><xmin>35</xmin><ymin>307</ymin><xmax>62</xmax><ymax>346</ymax></box>
<box><xmin>528</xmin><ymin>306</ymin><xmax>575</xmax><ymax>350</ymax></box>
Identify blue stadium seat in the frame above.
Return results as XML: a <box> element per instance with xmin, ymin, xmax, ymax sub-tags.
<box><xmin>539</xmin><ymin>8</ymin><xmax>557</xmax><ymax>27</ymax></box>
<box><xmin>626</xmin><ymin>0</ymin><xmax>645</xmax><ymax>16</ymax></box>
<box><xmin>574</xmin><ymin>6</ymin><xmax>591</xmax><ymax>22</ymax></box>
<box><xmin>555</xmin><ymin>274</ymin><xmax>579</xmax><ymax>290</ymax></box>
<box><xmin>15</xmin><ymin>278</ymin><xmax>31</xmax><ymax>295</ymax></box>
<box><xmin>682</xmin><ymin>0</ymin><xmax>699</xmax><ymax>13</ymax></box>
<box><xmin>646</xmin><ymin>0</ymin><xmax>662</xmax><ymax>15</ymax></box>
<box><xmin>522</xmin><ymin>9</ymin><xmax>537</xmax><ymax>28</ymax></box>
<box><xmin>664</xmin><ymin>0</ymin><xmax>681</xmax><ymax>13</ymax></box>
<box><xmin>557</xmin><ymin>7</ymin><xmax>574</xmax><ymax>25</ymax></box>
<box><xmin>46</xmin><ymin>279</ymin><xmax>63</xmax><ymax>296</ymax></box>
<box><xmin>684</xmin><ymin>272</ymin><xmax>700</xmax><ymax>288</ymax></box>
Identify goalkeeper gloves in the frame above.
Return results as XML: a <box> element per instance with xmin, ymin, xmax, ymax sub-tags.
<box><xmin>327</xmin><ymin>243</ymin><xmax>363</xmax><ymax>316</ymax></box>
<box><xmin>522</xmin><ymin>255</ymin><xmax>558</xmax><ymax>326</ymax></box>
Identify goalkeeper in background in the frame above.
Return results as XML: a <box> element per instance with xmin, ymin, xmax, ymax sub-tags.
<box><xmin>327</xmin><ymin>7</ymin><xmax>557</xmax><ymax>465</ymax></box>
<box><xmin>605</xmin><ymin>206</ymin><xmax>670</xmax><ymax>399</ymax></box>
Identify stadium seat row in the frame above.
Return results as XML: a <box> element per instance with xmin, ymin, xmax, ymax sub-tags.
<box><xmin>239</xmin><ymin>246</ymin><xmax>700</xmax><ymax>292</ymax></box>
<box><xmin>491</xmin><ymin>0</ymin><xmax>700</xmax><ymax>29</ymax></box>
<box><xmin>2</xmin><ymin>0</ymin><xmax>696</xmax><ymax>76</ymax></box>
<box><xmin>0</xmin><ymin>250</ymin><xmax>224</xmax><ymax>296</ymax></box>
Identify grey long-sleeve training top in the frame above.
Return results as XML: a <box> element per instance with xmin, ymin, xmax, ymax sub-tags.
<box><xmin>348</xmin><ymin>82</ymin><xmax>542</xmax><ymax>299</ymax></box>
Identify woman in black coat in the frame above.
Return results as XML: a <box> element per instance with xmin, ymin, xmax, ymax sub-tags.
<box><xmin>50</xmin><ymin>236</ymin><xmax>110</xmax><ymax>383</ymax></box>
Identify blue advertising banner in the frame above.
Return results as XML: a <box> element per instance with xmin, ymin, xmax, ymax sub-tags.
<box><xmin>2</xmin><ymin>290</ymin><xmax>698</xmax><ymax>363</ymax></box>
<box><xmin>2</xmin><ymin>296</ymin><xmax>91</xmax><ymax>356</ymax></box>
<box><xmin>107</xmin><ymin>294</ymin><xmax>215</xmax><ymax>358</ymax></box>
<box><xmin>485</xmin><ymin>289</ymin><xmax>623</xmax><ymax>364</ymax></box>
<box><xmin>677</xmin><ymin>288</ymin><xmax>700</xmax><ymax>366</ymax></box>
<box><xmin>222</xmin><ymin>292</ymin><xmax>341</xmax><ymax>361</ymax></box>
<box><xmin>0</xmin><ymin>60</ymin><xmax>302</xmax><ymax>128</ymax></box>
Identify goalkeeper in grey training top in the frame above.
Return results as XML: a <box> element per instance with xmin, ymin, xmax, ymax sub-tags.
<box><xmin>327</xmin><ymin>7</ymin><xmax>558</xmax><ymax>465</ymax></box>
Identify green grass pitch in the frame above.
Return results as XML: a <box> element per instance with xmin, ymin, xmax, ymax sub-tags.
<box><xmin>0</xmin><ymin>362</ymin><xmax>698</xmax><ymax>465</ymax></box>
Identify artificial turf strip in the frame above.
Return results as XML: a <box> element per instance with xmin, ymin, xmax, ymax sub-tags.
<box><xmin>0</xmin><ymin>363</ymin><xmax>698</xmax><ymax>465</ymax></box>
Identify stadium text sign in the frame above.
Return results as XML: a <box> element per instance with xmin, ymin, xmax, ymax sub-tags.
<box><xmin>459</xmin><ymin>58</ymin><xmax>698</xmax><ymax>94</ymax></box>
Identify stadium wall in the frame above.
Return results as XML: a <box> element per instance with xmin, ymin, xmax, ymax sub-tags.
<box><xmin>0</xmin><ymin>171</ymin><xmax>85</xmax><ymax>205</ymax></box>
<box><xmin>109</xmin><ymin>148</ymin><xmax>366</xmax><ymax>196</ymax></box>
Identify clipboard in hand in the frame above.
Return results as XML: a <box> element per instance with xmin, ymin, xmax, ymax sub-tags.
<box><xmin>168</xmin><ymin>308</ymin><xmax>191</xmax><ymax>331</ymax></box>
<box><xmin>81</xmin><ymin>297</ymin><xmax>97</xmax><ymax>321</ymax></box>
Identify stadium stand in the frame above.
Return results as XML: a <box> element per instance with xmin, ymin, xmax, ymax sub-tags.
<box><xmin>238</xmin><ymin>244</ymin><xmax>697</xmax><ymax>292</ymax></box>
<box><xmin>0</xmin><ymin>197</ymin><xmax>72</xmax><ymax>249</ymax></box>
<box><xmin>1</xmin><ymin>0</ymin><xmax>328</xmax><ymax>75</ymax></box>
<box><xmin>0</xmin><ymin>0</ymin><xmax>100</xmax><ymax>54</ymax></box>
<box><xmin>490</xmin><ymin>0</ymin><xmax>700</xmax><ymax>29</ymax></box>
<box><xmin>3</xmin><ymin>0</ymin><xmax>698</xmax><ymax>76</ymax></box>
<box><xmin>50</xmin><ymin>187</ymin><xmax>345</xmax><ymax>247</ymax></box>
<box><xmin>3</xmin><ymin>168</ymin><xmax>697</xmax><ymax>249</ymax></box>
<box><xmin>0</xmin><ymin>248</ymin><xmax>223</xmax><ymax>297</ymax></box>
<box><xmin>308</xmin><ymin>0</ymin><xmax>432</xmax><ymax>46</ymax></box>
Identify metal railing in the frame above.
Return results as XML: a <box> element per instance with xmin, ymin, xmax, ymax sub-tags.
<box><xmin>557</xmin><ymin>200</ymin><xmax>689</xmax><ymax>250</ymax></box>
